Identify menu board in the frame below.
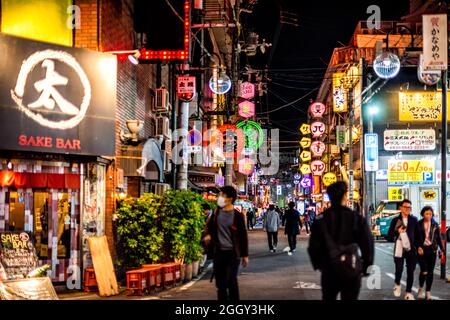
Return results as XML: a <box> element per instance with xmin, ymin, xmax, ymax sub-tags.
<box><xmin>0</xmin><ymin>277</ymin><xmax>58</xmax><ymax>300</ymax></box>
<box><xmin>0</xmin><ymin>232</ymin><xmax>38</xmax><ymax>279</ymax></box>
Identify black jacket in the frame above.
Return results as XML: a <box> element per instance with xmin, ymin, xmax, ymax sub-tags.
<box><xmin>202</xmin><ymin>208</ymin><xmax>249</xmax><ymax>259</ymax></box>
<box><xmin>283</xmin><ymin>209</ymin><xmax>302</xmax><ymax>235</ymax></box>
<box><xmin>416</xmin><ymin>219</ymin><xmax>445</xmax><ymax>253</ymax></box>
<box><xmin>307</xmin><ymin>205</ymin><xmax>374</xmax><ymax>274</ymax></box>
<box><xmin>387</xmin><ymin>214</ymin><xmax>419</xmax><ymax>251</ymax></box>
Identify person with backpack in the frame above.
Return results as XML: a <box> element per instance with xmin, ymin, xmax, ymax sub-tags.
<box><xmin>284</xmin><ymin>202</ymin><xmax>302</xmax><ymax>256</ymax></box>
<box><xmin>308</xmin><ymin>182</ymin><xmax>374</xmax><ymax>300</ymax></box>
<box><xmin>264</xmin><ymin>204</ymin><xmax>281</xmax><ymax>252</ymax></box>
<box><xmin>387</xmin><ymin>199</ymin><xmax>419</xmax><ymax>300</ymax></box>
<box><xmin>201</xmin><ymin>186</ymin><xmax>249</xmax><ymax>301</ymax></box>
<box><xmin>416</xmin><ymin>206</ymin><xmax>445</xmax><ymax>300</ymax></box>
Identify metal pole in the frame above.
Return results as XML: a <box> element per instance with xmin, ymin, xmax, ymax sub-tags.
<box><xmin>441</xmin><ymin>69</ymin><xmax>447</xmax><ymax>280</ymax></box>
<box><xmin>348</xmin><ymin>88</ymin><xmax>354</xmax><ymax>210</ymax></box>
<box><xmin>177</xmin><ymin>101</ymin><xmax>190</xmax><ymax>190</ymax></box>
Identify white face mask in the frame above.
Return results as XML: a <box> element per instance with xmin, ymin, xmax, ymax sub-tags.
<box><xmin>217</xmin><ymin>196</ymin><xmax>227</xmax><ymax>208</ymax></box>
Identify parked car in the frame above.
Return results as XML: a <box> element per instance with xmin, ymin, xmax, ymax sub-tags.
<box><xmin>371</xmin><ymin>200</ymin><xmax>402</xmax><ymax>240</ymax></box>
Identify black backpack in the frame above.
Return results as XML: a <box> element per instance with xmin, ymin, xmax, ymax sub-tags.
<box><xmin>319</xmin><ymin>210</ymin><xmax>362</xmax><ymax>280</ymax></box>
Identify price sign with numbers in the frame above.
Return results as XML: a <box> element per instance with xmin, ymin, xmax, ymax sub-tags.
<box><xmin>388</xmin><ymin>160</ymin><xmax>435</xmax><ymax>185</ymax></box>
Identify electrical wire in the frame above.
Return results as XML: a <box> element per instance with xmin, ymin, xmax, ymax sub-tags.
<box><xmin>256</xmin><ymin>87</ymin><xmax>319</xmax><ymax>115</ymax></box>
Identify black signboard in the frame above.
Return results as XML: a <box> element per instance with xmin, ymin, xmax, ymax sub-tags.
<box><xmin>0</xmin><ymin>232</ymin><xmax>38</xmax><ymax>279</ymax></box>
<box><xmin>0</xmin><ymin>33</ymin><xmax>116</xmax><ymax>156</ymax></box>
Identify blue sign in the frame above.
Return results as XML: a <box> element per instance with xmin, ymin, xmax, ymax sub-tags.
<box><xmin>364</xmin><ymin>133</ymin><xmax>378</xmax><ymax>172</ymax></box>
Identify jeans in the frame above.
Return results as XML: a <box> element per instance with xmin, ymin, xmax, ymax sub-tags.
<box><xmin>287</xmin><ymin>234</ymin><xmax>297</xmax><ymax>251</ymax></box>
<box><xmin>214</xmin><ymin>250</ymin><xmax>241</xmax><ymax>301</ymax></box>
<box><xmin>394</xmin><ymin>251</ymin><xmax>417</xmax><ymax>293</ymax></box>
<box><xmin>267</xmin><ymin>231</ymin><xmax>278</xmax><ymax>250</ymax></box>
<box><xmin>418</xmin><ymin>246</ymin><xmax>437</xmax><ymax>291</ymax></box>
<box><xmin>321</xmin><ymin>269</ymin><xmax>361</xmax><ymax>300</ymax></box>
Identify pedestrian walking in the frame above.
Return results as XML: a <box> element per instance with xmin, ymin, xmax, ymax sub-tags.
<box><xmin>264</xmin><ymin>204</ymin><xmax>281</xmax><ymax>252</ymax></box>
<box><xmin>246</xmin><ymin>207</ymin><xmax>254</xmax><ymax>230</ymax></box>
<box><xmin>284</xmin><ymin>202</ymin><xmax>302</xmax><ymax>256</ymax></box>
<box><xmin>308</xmin><ymin>182</ymin><xmax>374</xmax><ymax>300</ymax></box>
<box><xmin>303</xmin><ymin>212</ymin><xmax>311</xmax><ymax>235</ymax></box>
<box><xmin>201</xmin><ymin>186</ymin><xmax>249</xmax><ymax>302</ymax></box>
<box><xmin>416</xmin><ymin>206</ymin><xmax>445</xmax><ymax>300</ymax></box>
<box><xmin>387</xmin><ymin>199</ymin><xmax>419</xmax><ymax>300</ymax></box>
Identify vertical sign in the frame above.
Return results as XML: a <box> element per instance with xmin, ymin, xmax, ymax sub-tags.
<box><xmin>365</xmin><ymin>133</ymin><xmax>378</xmax><ymax>172</ymax></box>
<box><xmin>177</xmin><ymin>76</ymin><xmax>196</xmax><ymax>102</ymax></box>
<box><xmin>336</xmin><ymin>125</ymin><xmax>346</xmax><ymax>148</ymax></box>
<box><xmin>423</xmin><ymin>14</ymin><xmax>448</xmax><ymax>71</ymax></box>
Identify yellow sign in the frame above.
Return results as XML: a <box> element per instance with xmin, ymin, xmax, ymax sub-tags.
<box><xmin>388</xmin><ymin>187</ymin><xmax>407</xmax><ymax>201</ymax></box>
<box><xmin>322</xmin><ymin>172</ymin><xmax>337</xmax><ymax>187</ymax></box>
<box><xmin>399</xmin><ymin>92</ymin><xmax>450</xmax><ymax>122</ymax></box>
<box><xmin>300</xmin><ymin>124</ymin><xmax>311</xmax><ymax>135</ymax></box>
<box><xmin>300</xmin><ymin>137</ymin><xmax>312</xmax><ymax>149</ymax></box>
<box><xmin>300</xmin><ymin>151</ymin><xmax>312</xmax><ymax>162</ymax></box>
<box><xmin>388</xmin><ymin>160</ymin><xmax>435</xmax><ymax>185</ymax></box>
<box><xmin>332</xmin><ymin>72</ymin><xmax>348</xmax><ymax>113</ymax></box>
<box><xmin>300</xmin><ymin>164</ymin><xmax>311</xmax><ymax>175</ymax></box>
<box><xmin>422</xmin><ymin>190</ymin><xmax>437</xmax><ymax>201</ymax></box>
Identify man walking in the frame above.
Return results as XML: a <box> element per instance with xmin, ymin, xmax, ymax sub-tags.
<box><xmin>202</xmin><ymin>186</ymin><xmax>249</xmax><ymax>301</ymax></box>
<box><xmin>308</xmin><ymin>182</ymin><xmax>374</xmax><ymax>300</ymax></box>
<box><xmin>246</xmin><ymin>207</ymin><xmax>254</xmax><ymax>230</ymax></box>
<box><xmin>264</xmin><ymin>204</ymin><xmax>281</xmax><ymax>252</ymax></box>
<box><xmin>387</xmin><ymin>199</ymin><xmax>419</xmax><ymax>300</ymax></box>
<box><xmin>284</xmin><ymin>202</ymin><xmax>302</xmax><ymax>256</ymax></box>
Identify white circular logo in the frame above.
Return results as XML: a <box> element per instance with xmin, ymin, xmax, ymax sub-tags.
<box><xmin>11</xmin><ymin>50</ymin><xmax>92</xmax><ymax>130</ymax></box>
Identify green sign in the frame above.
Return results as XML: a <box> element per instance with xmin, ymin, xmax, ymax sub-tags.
<box><xmin>236</xmin><ymin>120</ymin><xmax>264</xmax><ymax>151</ymax></box>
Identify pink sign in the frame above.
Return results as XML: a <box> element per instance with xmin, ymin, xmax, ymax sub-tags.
<box><xmin>240</xmin><ymin>82</ymin><xmax>255</xmax><ymax>99</ymax></box>
<box><xmin>311</xmin><ymin>122</ymin><xmax>326</xmax><ymax>137</ymax></box>
<box><xmin>309</xmin><ymin>102</ymin><xmax>326</xmax><ymax>118</ymax></box>
<box><xmin>239</xmin><ymin>158</ymin><xmax>255</xmax><ymax>175</ymax></box>
<box><xmin>238</xmin><ymin>101</ymin><xmax>255</xmax><ymax>118</ymax></box>
<box><xmin>311</xmin><ymin>141</ymin><xmax>326</xmax><ymax>157</ymax></box>
<box><xmin>311</xmin><ymin>160</ymin><xmax>326</xmax><ymax>176</ymax></box>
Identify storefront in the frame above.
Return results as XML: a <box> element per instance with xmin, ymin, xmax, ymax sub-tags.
<box><xmin>0</xmin><ymin>33</ymin><xmax>116</xmax><ymax>283</ymax></box>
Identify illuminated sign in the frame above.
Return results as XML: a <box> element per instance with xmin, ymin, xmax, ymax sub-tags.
<box><xmin>311</xmin><ymin>122</ymin><xmax>326</xmax><ymax>137</ymax></box>
<box><xmin>239</xmin><ymin>82</ymin><xmax>255</xmax><ymax>99</ymax></box>
<box><xmin>309</xmin><ymin>102</ymin><xmax>326</xmax><ymax>118</ymax></box>
<box><xmin>310</xmin><ymin>141</ymin><xmax>326</xmax><ymax>157</ymax></box>
<box><xmin>236</xmin><ymin>121</ymin><xmax>264</xmax><ymax>151</ymax></box>
<box><xmin>399</xmin><ymin>92</ymin><xmax>450</xmax><ymax>121</ymax></box>
<box><xmin>300</xmin><ymin>151</ymin><xmax>312</xmax><ymax>162</ymax></box>
<box><xmin>177</xmin><ymin>76</ymin><xmax>196</xmax><ymax>102</ymax></box>
<box><xmin>238</xmin><ymin>100</ymin><xmax>255</xmax><ymax>118</ymax></box>
<box><xmin>384</xmin><ymin>129</ymin><xmax>436</xmax><ymax>151</ymax></box>
<box><xmin>322</xmin><ymin>172</ymin><xmax>337</xmax><ymax>187</ymax></box>
<box><xmin>300</xmin><ymin>124</ymin><xmax>311</xmax><ymax>135</ymax></box>
<box><xmin>388</xmin><ymin>187</ymin><xmax>408</xmax><ymax>201</ymax></box>
<box><xmin>300</xmin><ymin>175</ymin><xmax>312</xmax><ymax>189</ymax></box>
<box><xmin>421</xmin><ymin>189</ymin><xmax>437</xmax><ymax>201</ymax></box>
<box><xmin>364</xmin><ymin>133</ymin><xmax>378</xmax><ymax>172</ymax></box>
<box><xmin>300</xmin><ymin>137</ymin><xmax>312</xmax><ymax>149</ymax></box>
<box><xmin>217</xmin><ymin>124</ymin><xmax>245</xmax><ymax>159</ymax></box>
<box><xmin>332</xmin><ymin>72</ymin><xmax>347</xmax><ymax>113</ymax></box>
<box><xmin>388</xmin><ymin>159</ymin><xmax>435</xmax><ymax>185</ymax></box>
<box><xmin>423</xmin><ymin>14</ymin><xmax>448</xmax><ymax>71</ymax></box>
<box><xmin>300</xmin><ymin>164</ymin><xmax>312</xmax><ymax>175</ymax></box>
<box><xmin>238</xmin><ymin>158</ymin><xmax>255</xmax><ymax>175</ymax></box>
<box><xmin>311</xmin><ymin>160</ymin><xmax>326</xmax><ymax>176</ymax></box>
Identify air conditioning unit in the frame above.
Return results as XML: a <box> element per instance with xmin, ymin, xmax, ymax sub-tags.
<box><xmin>154</xmin><ymin>183</ymin><xmax>170</xmax><ymax>195</ymax></box>
<box><xmin>156</xmin><ymin>116</ymin><xmax>171</xmax><ymax>138</ymax></box>
<box><xmin>163</xmin><ymin>151</ymin><xmax>172</xmax><ymax>172</ymax></box>
<box><xmin>155</xmin><ymin>88</ymin><xmax>170</xmax><ymax>113</ymax></box>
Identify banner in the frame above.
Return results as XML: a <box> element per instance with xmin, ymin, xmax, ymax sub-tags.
<box><xmin>399</xmin><ymin>92</ymin><xmax>450</xmax><ymax>122</ymax></box>
<box><xmin>384</xmin><ymin>129</ymin><xmax>436</xmax><ymax>151</ymax></box>
<box><xmin>388</xmin><ymin>159</ymin><xmax>435</xmax><ymax>185</ymax></box>
<box><xmin>423</xmin><ymin>14</ymin><xmax>448</xmax><ymax>71</ymax></box>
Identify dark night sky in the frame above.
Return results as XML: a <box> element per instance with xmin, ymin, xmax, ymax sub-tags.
<box><xmin>243</xmin><ymin>0</ymin><xmax>410</xmax><ymax>146</ymax></box>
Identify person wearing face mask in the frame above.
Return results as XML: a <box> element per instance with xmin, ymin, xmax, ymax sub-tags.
<box><xmin>202</xmin><ymin>186</ymin><xmax>249</xmax><ymax>301</ymax></box>
<box><xmin>416</xmin><ymin>206</ymin><xmax>445</xmax><ymax>300</ymax></box>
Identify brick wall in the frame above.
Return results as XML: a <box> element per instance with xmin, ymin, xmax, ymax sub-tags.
<box><xmin>74</xmin><ymin>0</ymin><xmax>98</xmax><ymax>50</ymax></box>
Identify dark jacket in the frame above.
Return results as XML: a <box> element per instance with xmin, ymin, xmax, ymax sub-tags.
<box><xmin>387</xmin><ymin>214</ymin><xmax>419</xmax><ymax>251</ymax></box>
<box><xmin>284</xmin><ymin>208</ymin><xmax>302</xmax><ymax>235</ymax></box>
<box><xmin>202</xmin><ymin>208</ymin><xmax>249</xmax><ymax>259</ymax></box>
<box><xmin>416</xmin><ymin>219</ymin><xmax>445</xmax><ymax>253</ymax></box>
<box><xmin>307</xmin><ymin>205</ymin><xmax>374</xmax><ymax>274</ymax></box>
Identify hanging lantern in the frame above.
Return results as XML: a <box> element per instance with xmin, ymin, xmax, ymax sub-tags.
<box><xmin>311</xmin><ymin>160</ymin><xmax>326</xmax><ymax>176</ymax></box>
<box><xmin>311</xmin><ymin>141</ymin><xmax>326</xmax><ymax>157</ymax></box>
<box><xmin>311</xmin><ymin>121</ymin><xmax>326</xmax><ymax>138</ymax></box>
<box><xmin>373</xmin><ymin>52</ymin><xmax>401</xmax><ymax>79</ymax></box>
<box><xmin>209</xmin><ymin>71</ymin><xmax>232</xmax><ymax>94</ymax></box>
<box><xmin>309</xmin><ymin>102</ymin><xmax>326</xmax><ymax>118</ymax></box>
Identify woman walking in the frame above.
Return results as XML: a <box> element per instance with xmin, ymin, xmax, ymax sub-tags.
<box><xmin>416</xmin><ymin>206</ymin><xmax>445</xmax><ymax>300</ymax></box>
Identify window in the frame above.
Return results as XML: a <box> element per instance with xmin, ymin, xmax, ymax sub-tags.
<box><xmin>8</xmin><ymin>191</ymin><xmax>25</xmax><ymax>231</ymax></box>
<box><xmin>34</xmin><ymin>192</ymin><xmax>49</xmax><ymax>259</ymax></box>
<box><xmin>56</xmin><ymin>193</ymin><xmax>71</xmax><ymax>259</ymax></box>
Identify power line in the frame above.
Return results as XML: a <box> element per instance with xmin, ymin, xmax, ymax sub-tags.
<box><xmin>257</xmin><ymin>87</ymin><xmax>319</xmax><ymax>115</ymax></box>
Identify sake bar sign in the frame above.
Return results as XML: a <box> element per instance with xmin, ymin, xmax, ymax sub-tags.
<box><xmin>0</xmin><ymin>33</ymin><xmax>116</xmax><ymax>156</ymax></box>
<box><xmin>384</xmin><ymin>129</ymin><xmax>436</xmax><ymax>151</ymax></box>
<box><xmin>0</xmin><ymin>232</ymin><xmax>38</xmax><ymax>279</ymax></box>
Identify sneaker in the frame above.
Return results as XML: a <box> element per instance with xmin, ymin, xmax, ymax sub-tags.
<box><xmin>273</xmin><ymin>246</ymin><xmax>277</xmax><ymax>250</ymax></box>
<box><xmin>404</xmin><ymin>293</ymin><xmax>415</xmax><ymax>300</ymax></box>
<box><xmin>292</xmin><ymin>249</ymin><xmax>296</xmax><ymax>252</ymax></box>
<box><xmin>425</xmin><ymin>292</ymin><xmax>432</xmax><ymax>300</ymax></box>
<box><xmin>417</xmin><ymin>287</ymin><xmax>425</xmax><ymax>300</ymax></box>
<box><xmin>288</xmin><ymin>252</ymin><xmax>293</xmax><ymax>256</ymax></box>
<box><xmin>393</xmin><ymin>284</ymin><xmax>401</xmax><ymax>297</ymax></box>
